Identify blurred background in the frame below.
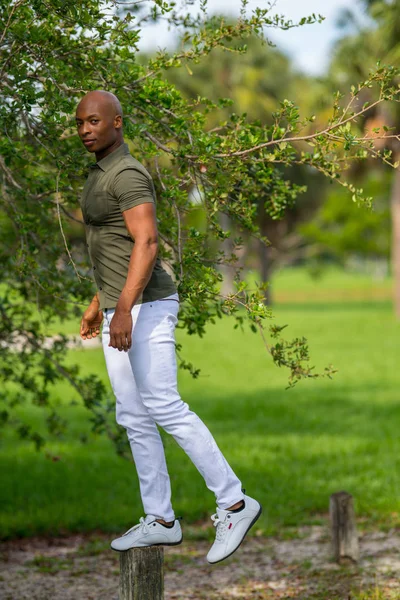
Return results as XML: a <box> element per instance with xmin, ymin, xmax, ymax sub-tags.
<box><xmin>2</xmin><ymin>0</ymin><xmax>400</xmax><ymax>544</ymax></box>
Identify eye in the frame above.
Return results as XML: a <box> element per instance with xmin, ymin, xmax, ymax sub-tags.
<box><xmin>91</xmin><ymin>119</ymin><xmax>99</xmax><ymax>124</ymax></box>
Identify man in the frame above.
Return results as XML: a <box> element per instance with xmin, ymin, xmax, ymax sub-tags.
<box><xmin>76</xmin><ymin>90</ymin><xmax>261</xmax><ymax>563</ymax></box>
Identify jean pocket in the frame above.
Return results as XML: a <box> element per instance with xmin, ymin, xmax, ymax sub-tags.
<box><xmin>102</xmin><ymin>309</ymin><xmax>114</xmax><ymax>333</ymax></box>
<box><xmin>168</xmin><ymin>312</ymin><xmax>178</xmax><ymax>327</ymax></box>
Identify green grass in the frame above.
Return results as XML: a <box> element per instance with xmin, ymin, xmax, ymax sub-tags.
<box><xmin>1</xmin><ymin>266</ymin><xmax>400</xmax><ymax>540</ymax></box>
<box><xmin>36</xmin><ymin>264</ymin><xmax>394</xmax><ymax>337</ymax></box>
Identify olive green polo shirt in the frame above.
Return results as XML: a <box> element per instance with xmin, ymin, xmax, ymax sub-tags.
<box><xmin>79</xmin><ymin>142</ymin><xmax>177</xmax><ymax>310</ymax></box>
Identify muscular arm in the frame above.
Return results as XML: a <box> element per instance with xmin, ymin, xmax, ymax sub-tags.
<box><xmin>116</xmin><ymin>202</ymin><xmax>158</xmax><ymax>312</ymax></box>
<box><xmin>109</xmin><ymin>202</ymin><xmax>158</xmax><ymax>351</ymax></box>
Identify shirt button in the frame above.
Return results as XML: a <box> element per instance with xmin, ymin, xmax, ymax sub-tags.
<box><xmin>93</xmin><ymin>266</ymin><xmax>96</xmax><ymax>270</ymax></box>
<box><xmin>99</xmin><ymin>287</ymin><xmax>102</xmax><ymax>290</ymax></box>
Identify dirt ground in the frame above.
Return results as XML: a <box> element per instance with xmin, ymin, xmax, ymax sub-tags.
<box><xmin>1</xmin><ymin>525</ymin><xmax>400</xmax><ymax>600</ymax></box>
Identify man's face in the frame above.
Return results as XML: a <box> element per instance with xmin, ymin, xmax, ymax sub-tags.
<box><xmin>75</xmin><ymin>97</ymin><xmax>121</xmax><ymax>154</ymax></box>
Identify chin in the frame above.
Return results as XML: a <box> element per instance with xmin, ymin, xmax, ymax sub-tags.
<box><xmin>81</xmin><ymin>140</ymin><xmax>99</xmax><ymax>153</ymax></box>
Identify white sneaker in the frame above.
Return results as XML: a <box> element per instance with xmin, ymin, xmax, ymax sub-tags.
<box><xmin>206</xmin><ymin>494</ymin><xmax>262</xmax><ymax>564</ymax></box>
<box><xmin>110</xmin><ymin>515</ymin><xmax>183</xmax><ymax>552</ymax></box>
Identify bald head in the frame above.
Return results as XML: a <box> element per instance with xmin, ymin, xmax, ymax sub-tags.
<box><xmin>77</xmin><ymin>90</ymin><xmax>123</xmax><ymax>119</ymax></box>
<box><xmin>75</xmin><ymin>90</ymin><xmax>124</xmax><ymax>159</ymax></box>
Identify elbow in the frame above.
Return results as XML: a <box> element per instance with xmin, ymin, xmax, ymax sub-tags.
<box><xmin>148</xmin><ymin>239</ymin><xmax>159</xmax><ymax>264</ymax></box>
<box><xmin>148</xmin><ymin>236</ymin><xmax>158</xmax><ymax>253</ymax></box>
<box><xmin>137</xmin><ymin>235</ymin><xmax>158</xmax><ymax>255</ymax></box>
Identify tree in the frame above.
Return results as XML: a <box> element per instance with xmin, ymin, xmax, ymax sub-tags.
<box><xmin>166</xmin><ymin>31</ymin><xmax>328</xmax><ymax>304</ymax></box>
<box><xmin>0</xmin><ymin>0</ymin><xmax>398</xmax><ymax>453</ymax></box>
<box><xmin>299</xmin><ymin>169</ymin><xmax>391</xmax><ymax>268</ymax></box>
<box><xmin>327</xmin><ymin>0</ymin><xmax>400</xmax><ymax>311</ymax></box>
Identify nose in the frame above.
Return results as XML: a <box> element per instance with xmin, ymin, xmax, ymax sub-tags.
<box><xmin>82</xmin><ymin>121</ymin><xmax>92</xmax><ymax>136</ymax></box>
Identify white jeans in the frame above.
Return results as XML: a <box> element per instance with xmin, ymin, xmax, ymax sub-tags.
<box><xmin>102</xmin><ymin>293</ymin><xmax>244</xmax><ymax>522</ymax></box>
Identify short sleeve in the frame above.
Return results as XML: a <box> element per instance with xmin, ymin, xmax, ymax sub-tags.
<box><xmin>113</xmin><ymin>168</ymin><xmax>155</xmax><ymax>212</ymax></box>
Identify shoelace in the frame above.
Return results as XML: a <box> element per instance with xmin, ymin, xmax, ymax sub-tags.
<box><xmin>122</xmin><ymin>517</ymin><xmax>150</xmax><ymax>537</ymax></box>
<box><xmin>211</xmin><ymin>513</ymin><xmax>230</xmax><ymax>542</ymax></box>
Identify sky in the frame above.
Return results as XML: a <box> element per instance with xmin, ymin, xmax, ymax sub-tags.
<box><xmin>138</xmin><ymin>0</ymin><xmax>373</xmax><ymax>75</ymax></box>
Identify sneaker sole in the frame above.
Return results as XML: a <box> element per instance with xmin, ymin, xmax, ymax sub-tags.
<box><xmin>110</xmin><ymin>537</ymin><xmax>183</xmax><ymax>553</ymax></box>
<box><xmin>207</xmin><ymin>504</ymin><xmax>263</xmax><ymax>564</ymax></box>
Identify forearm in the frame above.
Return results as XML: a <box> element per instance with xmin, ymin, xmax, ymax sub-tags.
<box><xmin>90</xmin><ymin>292</ymin><xmax>100</xmax><ymax>306</ymax></box>
<box><xmin>86</xmin><ymin>292</ymin><xmax>100</xmax><ymax>312</ymax></box>
<box><xmin>83</xmin><ymin>292</ymin><xmax>101</xmax><ymax>321</ymax></box>
<box><xmin>116</xmin><ymin>241</ymin><xmax>158</xmax><ymax>312</ymax></box>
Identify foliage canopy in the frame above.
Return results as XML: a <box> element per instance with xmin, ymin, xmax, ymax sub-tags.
<box><xmin>0</xmin><ymin>0</ymin><xmax>398</xmax><ymax>453</ymax></box>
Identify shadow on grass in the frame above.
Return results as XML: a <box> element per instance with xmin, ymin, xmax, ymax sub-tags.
<box><xmin>1</xmin><ymin>380</ymin><xmax>400</xmax><ymax>538</ymax></box>
<box><xmin>198</xmin><ymin>381</ymin><xmax>400</xmax><ymax>439</ymax></box>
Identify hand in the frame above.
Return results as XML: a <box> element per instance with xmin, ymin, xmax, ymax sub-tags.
<box><xmin>80</xmin><ymin>305</ymin><xmax>103</xmax><ymax>340</ymax></box>
<box><xmin>109</xmin><ymin>308</ymin><xmax>132</xmax><ymax>352</ymax></box>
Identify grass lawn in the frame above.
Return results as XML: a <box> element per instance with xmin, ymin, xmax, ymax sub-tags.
<box><xmin>1</xmin><ymin>266</ymin><xmax>400</xmax><ymax>540</ymax></box>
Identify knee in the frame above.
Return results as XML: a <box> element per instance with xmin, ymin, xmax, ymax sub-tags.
<box><xmin>115</xmin><ymin>403</ymin><xmax>155</xmax><ymax>436</ymax></box>
<box><xmin>141</xmin><ymin>396</ymin><xmax>193</xmax><ymax>431</ymax></box>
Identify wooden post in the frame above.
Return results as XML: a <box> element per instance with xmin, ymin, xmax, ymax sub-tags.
<box><xmin>329</xmin><ymin>491</ymin><xmax>359</xmax><ymax>564</ymax></box>
<box><xmin>119</xmin><ymin>547</ymin><xmax>164</xmax><ymax>600</ymax></box>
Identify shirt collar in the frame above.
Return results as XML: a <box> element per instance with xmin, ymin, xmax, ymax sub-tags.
<box><xmin>90</xmin><ymin>142</ymin><xmax>129</xmax><ymax>172</ymax></box>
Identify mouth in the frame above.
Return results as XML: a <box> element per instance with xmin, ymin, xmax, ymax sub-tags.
<box><xmin>83</xmin><ymin>139</ymin><xmax>96</xmax><ymax>147</ymax></box>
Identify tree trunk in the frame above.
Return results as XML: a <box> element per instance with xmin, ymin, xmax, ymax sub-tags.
<box><xmin>258</xmin><ymin>237</ymin><xmax>273</xmax><ymax>306</ymax></box>
<box><xmin>329</xmin><ymin>491</ymin><xmax>359</xmax><ymax>564</ymax></box>
<box><xmin>391</xmin><ymin>152</ymin><xmax>400</xmax><ymax>318</ymax></box>
<box><xmin>119</xmin><ymin>547</ymin><xmax>164</xmax><ymax>600</ymax></box>
<box><xmin>219</xmin><ymin>211</ymin><xmax>235</xmax><ymax>296</ymax></box>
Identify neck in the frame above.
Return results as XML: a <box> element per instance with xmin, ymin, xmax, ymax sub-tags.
<box><xmin>95</xmin><ymin>138</ymin><xmax>124</xmax><ymax>162</ymax></box>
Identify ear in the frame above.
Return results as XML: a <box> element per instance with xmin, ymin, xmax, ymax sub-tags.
<box><xmin>114</xmin><ymin>114</ymin><xmax>123</xmax><ymax>129</ymax></box>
